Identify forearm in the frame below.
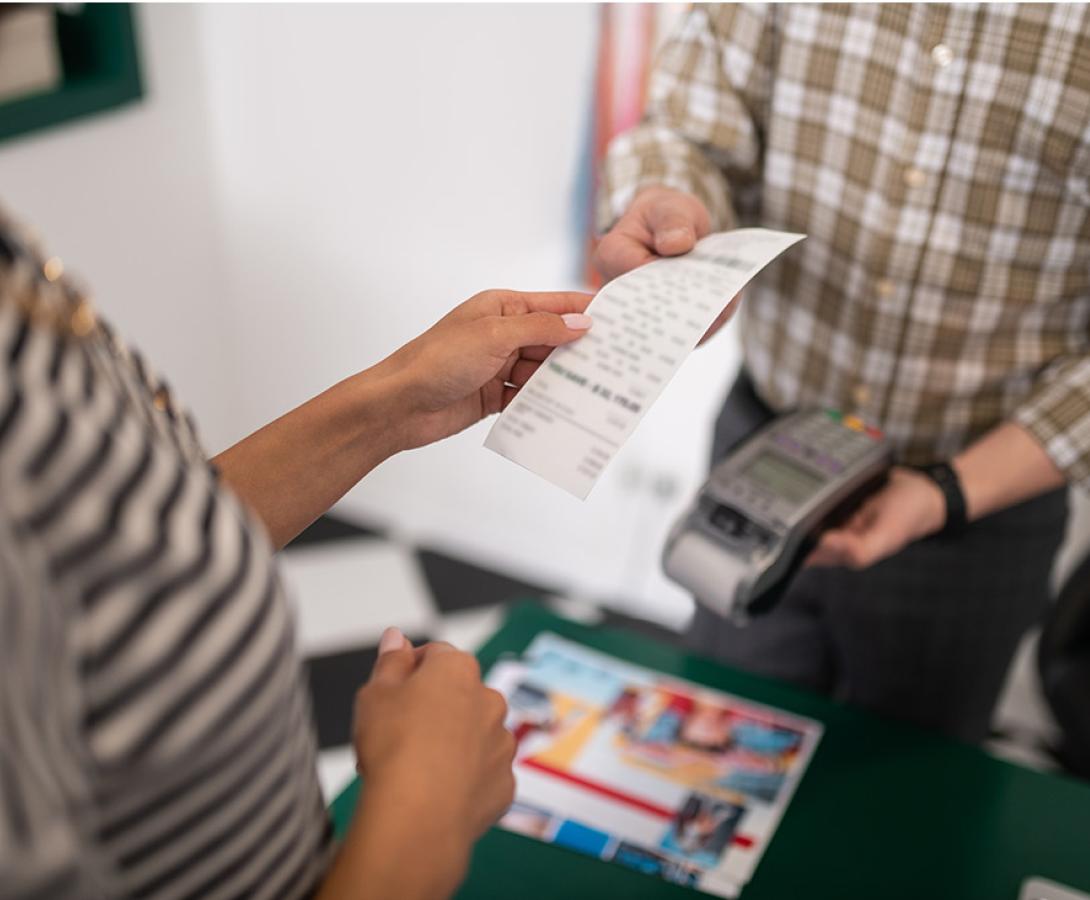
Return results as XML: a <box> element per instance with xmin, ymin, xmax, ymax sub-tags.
<box><xmin>810</xmin><ymin>420</ymin><xmax>1068</xmax><ymax>570</ymax></box>
<box><xmin>212</xmin><ymin>370</ymin><xmax>408</xmax><ymax>549</ymax></box>
<box><xmin>211</xmin><ymin>289</ymin><xmax>592</xmax><ymax>549</ymax></box>
<box><xmin>952</xmin><ymin>421</ymin><xmax>1066</xmax><ymax>523</ymax></box>
<box><xmin>315</xmin><ymin>778</ymin><xmax>470</xmax><ymax>900</ymax></box>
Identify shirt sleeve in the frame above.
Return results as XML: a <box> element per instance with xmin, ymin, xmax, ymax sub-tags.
<box><xmin>0</xmin><ymin>515</ymin><xmax>105</xmax><ymax>899</ymax></box>
<box><xmin>597</xmin><ymin>4</ymin><xmax>777</xmax><ymax>233</ymax></box>
<box><xmin>1012</xmin><ymin>353</ymin><xmax>1090</xmax><ymax>489</ymax></box>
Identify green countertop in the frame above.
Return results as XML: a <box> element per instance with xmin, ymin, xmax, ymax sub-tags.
<box><xmin>331</xmin><ymin>602</ymin><xmax>1090</xmax><ymax>900</ymax></box>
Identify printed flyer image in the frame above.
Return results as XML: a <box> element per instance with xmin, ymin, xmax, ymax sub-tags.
<box><xmin>487</xmin><ymin>634</ymin><xmax>823</xmax><ymax>897</ymax></box>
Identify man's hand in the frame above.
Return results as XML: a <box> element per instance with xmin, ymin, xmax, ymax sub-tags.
<box><xmin>594</xmin><ymin>185</ymin><xmax>739</xmax><ymax>343</ymax></box>
<box><xmin>807</xmin><ymin>467</ymin><xmax>946</xmax><ymax>570</ymax></box>
<box><xmin>807</xmin><ymin>422</ymin><xmax>1067</xmax><ymax>571</ymax></box>
<box><xmin>594</xmin><ymin>186</ymin><xmax>711</xmax><ymax>279</ymax></box>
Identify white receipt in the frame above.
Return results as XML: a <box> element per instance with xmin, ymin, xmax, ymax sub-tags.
<box><xmin>484</xmin><ymin>228</ymin><xmax>806</xmax><ymax>499</ymax></box>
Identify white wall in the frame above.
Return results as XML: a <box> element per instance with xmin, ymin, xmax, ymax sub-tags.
<box><xmin>196</xmin><ymin>3</ymin><xmax>738</xmax><ymax>623</ymax></box>
<box><xmin>0</xmin><ymin>5</ymin><xmax>240</xmax><ymax>449</ymax></box>
<box><xmin>0</xmin><ymin>4</ymin><xmax>735</xmax><ymax>624</ymax></box>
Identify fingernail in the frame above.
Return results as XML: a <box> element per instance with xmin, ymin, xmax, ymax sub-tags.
<box><xmin>661</xmin><ymin>227</ymin><xmax>692</xmax><ymax>245</ymax></box>
<box><xmin>378</xmin><ymin>627</ymin><xmax>406</xmax><ymax>655</ymax></box>
<box><xmin>562</xmin><ymin>313</ymin><xmax>593</xmax><ymax>330</ymax></box>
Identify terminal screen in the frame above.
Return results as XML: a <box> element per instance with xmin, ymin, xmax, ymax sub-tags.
<box><xmin>743</xmin><ymin>450</ymin><xmax>825</xmax><ymax>505</ymax></box>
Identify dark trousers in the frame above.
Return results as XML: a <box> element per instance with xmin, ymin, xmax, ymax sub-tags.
<box><xmin>687</xmin><ymin>371</ymin><xmax>1068</xmax><ymax>743</ymax></box>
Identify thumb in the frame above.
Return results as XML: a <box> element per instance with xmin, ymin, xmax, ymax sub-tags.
<box><xmin>807</xmin><ymin>528</ymin><xmax>857</xmax><ymax>568</ymax></box>
<box><xmin>645</xmin><ymin>198</ymin><xmax>703</xmax><ymax>257</ymax></box>
<box><xmin>370</xmin><ymin>627</ymin><xmax>414</xmax><ymax>685</ymax></box>
<box><xmin>486</xmin><ymin>311</ymin><xmax>593</xmax><ymax>356</ymax></box>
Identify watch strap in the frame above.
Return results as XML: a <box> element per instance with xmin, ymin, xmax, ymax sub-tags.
<box><xmin>917</xmin><ymin>462</ymin><xmax>968</xmax><ymax>537</ymax></box>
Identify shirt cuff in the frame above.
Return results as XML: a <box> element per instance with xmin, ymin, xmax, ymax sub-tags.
<box><xmin>596</xmin><ymin>124</ymin><xmax>735</xmax><ymax>236</ymax></box>
<box><xmin>1012</xmin><ymin>355</ymin><xmax>1090</xmax><ymax>489</ymax></box>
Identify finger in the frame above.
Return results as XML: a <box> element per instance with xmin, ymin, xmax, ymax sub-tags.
<box><xmin>845</xmin><ymin>506</ymin><xmax>872</xmax><ymax>532</ymax></box>
<box><xmin>698</xmin><ymin>293</ymin><xmax>744</xmax><ymax>346</ymax></box>
<box><xmin>416</xmin><ymin>640</ymin><xmax>458</xmax><ymax>658</ymax></box>
<box><xmin>852</xmin><ymin>516</ymin><xmax>905</xmax><ymax>568</ymax></box>
<box><xmin>827</xmin><ymin>526</ymin><xmax>893</xmax><ymax>570</ymax></box>
<box><xmin>594</xmin><ymin>230</ymin><xmax>656</xmax><ymax>280</ymax></box>
<box><xmin>497</xmin><ymin>349</ymin><xmax>519</xmax><ymax>385</ymax></box>
<box><xmin>501</xmin><ymin>384</ymin><xmax>518</xmax><ymax>410</ymax></box>
<box><xmin>509</xmin><ymin>358</ymin><xmax>539</xmax><ymax>387</ymax></box>
<box><xmin>484</xmin><ymin>311</ymin><xmax>591</xmax><ymax>357</ymax></box>
<box><xmin>804</xmin><ymin>541</ymin><xmax>843</xmax><ymax>568</ymax></box>
<box><xmin>802</xmin><ymin>547</ymin><xmax>823</xmax><ymax>568</ymax></box>
<box><xmin>419</xmin><ymin>644</ymin><xmax>481</xmax><ymax>680</ymax></box>
<box><xmin>370</xmin><ymin>639</ymin><xmax>416</xmax><ymax>685</ymax></box>
<box><xmin>508</xmin><ymin>291</ymin><xmax>593</xmax><ymax>317</ymax></box>
<box><xmin>377</xmin><ymin>626</ymin><xmax>407</xmax><ymax>656</ymax></box>
<box><xmin>518</xmin><ymin>345</ymin><xmax>556</xmax><ymax>362</ymax></box>
<box><xmin>698</xmin><ymin>311</ymin><xmax>729</xmax><ymax>346</ymax></box>
<box><xmin>645</xmin><ymin>197</ymin><xmax>708</xmax><ymax>257</ymax></box>
<box><xmin>497</xmin><ymin>769</ymin><xmax>517</xmax><ymax>817</ymax></box>
<box><xmin>484</xmin><ymin>687</ymin><xmax>509</xmax><ymax>726</ymax></box>
<box><xmin>807</xmin><ymin>530</ymin><xmax>859</xmax><ymax>568</ymax></box>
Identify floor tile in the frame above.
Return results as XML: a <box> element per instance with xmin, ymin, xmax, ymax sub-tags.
<box><xmin>432</xmin><ymin>604</ymin><xmax>508</xmax><ymax>653</ymax></box>
<box><xmin>417</xmin><ymin>547</ymin><xmax>558</xmax><ymax>614</ymax></box>
<box><xmin>544</xmin><ymin>595</ymin><xmax>606</xmax><ymax>625</ymax></box>
<box><xmin>281</xmin><ymin>540</ymin><xmax>437</xmax><ymax>655</ymax></box>
<box><xmin>305</xmin><ymin>644</ymin><xmax>379</xmax><ymax>749</ymax></box>
<box><xmin>316</xmin><ymin>745</ymin><xmax>357</xmax><ymax>804</ymax></box>
<box><xmin>287</xmin><ymin>512</ymin><xmax>384</xmax><ymax>547</ymax></box>
<box><xmin>599</xmin><ymin>607</ymin><xmax>688</xmax><ymax>649</ymax></box>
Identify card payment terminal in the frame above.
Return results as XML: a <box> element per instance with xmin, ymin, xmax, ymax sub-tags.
<box><xmin>663</xmin><ymin>409</ymin><xmax>892</xmax><ymax>622</ymax></box>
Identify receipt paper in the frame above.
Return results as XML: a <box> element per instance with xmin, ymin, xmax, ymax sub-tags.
<box><xmin>484</xmin><ymin>228</ymin><xmax>806</xmax><ymax>499</ymax></box>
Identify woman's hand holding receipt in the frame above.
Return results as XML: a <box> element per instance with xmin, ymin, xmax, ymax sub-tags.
<box><xmin>368</xmin><ymin>289</ymin><xmax>594</xmax><ymax>448</ymax></box>
<box><xmin>213</xmin><ymin>289</ymin><xmax>591</xmax><ymax>548</ymax></box>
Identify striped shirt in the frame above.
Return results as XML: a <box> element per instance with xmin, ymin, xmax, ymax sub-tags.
<box><xmin>600</xmin><ymin>3</ymin><xmax>1090</xmax><ymax>486</ymax></box>
<box><xmin>0</xmin><ymin>233</ymin><xmax>333</xmax><ymax>897</ymax></box>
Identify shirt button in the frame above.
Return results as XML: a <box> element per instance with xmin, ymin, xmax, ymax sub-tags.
<box><xmin>930</xmin><ymin>44</ymin><xmax>953</xmax><ymax>67</ymax></box>
<box><xmin>903</xmin><ymin>166</ymin><xmax>926</xmax><ymax>188</ymax></box>
<box><xmin>876</xmin><ymin>278</ymin><xmax>896</xmax><ymax>298</ymax></box>
<box><xmin>852</xmin><ymin>384</ymin><xmax>872</xmax><ymax>409</ymax></box>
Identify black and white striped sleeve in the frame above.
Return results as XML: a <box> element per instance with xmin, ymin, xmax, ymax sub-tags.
<box><xmin>0</xmin><ymin>510</ymin><xmax>112</xmax><ymax>899</ymax></box>
<box><xmin>1</xmin><ymin>269</ymin><xmax>334</xmax><ymax>899</ymax></box>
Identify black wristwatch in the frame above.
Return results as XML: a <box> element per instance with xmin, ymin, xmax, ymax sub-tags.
<box><xmin>916</xmin><ymin>462</ymin><xmax>968</xmax><ymax>537</ymax></box>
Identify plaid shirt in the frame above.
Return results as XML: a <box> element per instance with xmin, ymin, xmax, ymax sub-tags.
<box><xmin>601</xmin><ymin>3</ymin><xmax>1090</xmax><ymax>487</ymax></box>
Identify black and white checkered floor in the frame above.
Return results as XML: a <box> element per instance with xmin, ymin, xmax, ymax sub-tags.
<box><xmin>283</xmin><ymin>512</ymin><xmax>1074</xmax><ymax>805</ymax></box>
